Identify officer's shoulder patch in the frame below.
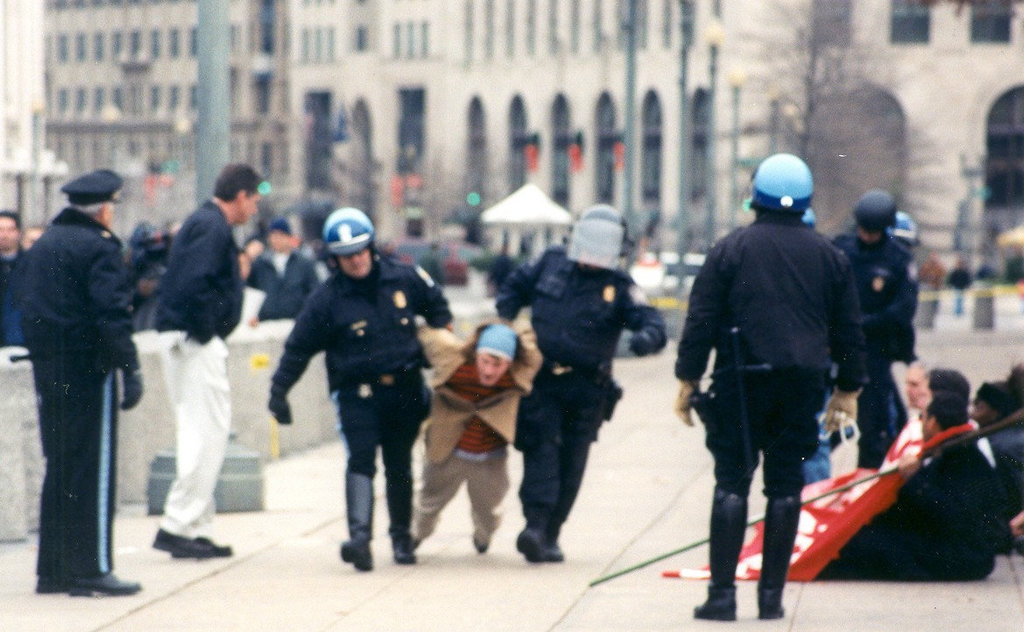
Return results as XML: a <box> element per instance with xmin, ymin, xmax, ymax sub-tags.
<box><xmin>415</xmin><ymin>266</ymin><xmax>436</xmax><ymax>287</ymax></box>
<box><xmin>629</xmin><ymin>284</ymin><xmax>649</xmax><ymax>305</ymax></box>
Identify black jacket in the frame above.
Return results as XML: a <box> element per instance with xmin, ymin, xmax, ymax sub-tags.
<box><xmin>15</xmin><ymin>207</ymin><xmax>138</xmax><ymax>371</ymax></box>
<box><xmin>155</xmin><ymin>201</ymin><xmax>244</xmax><ymax>343</ymax></box>
<box><xmin>677</xmin><ymin>212</ymin><xmax>866</xmax><ymax>391</ymax></box>
<box><xmin>247</xmin><ymin>251</ymin><xmax>319</xmax><ymax>320</ymax></box>
<box><xmin>496</xmin><ymin>245</ymin><xmax>667</xmax><ymax>373</ymax></box>
<box><xmin>271</xmin><ymin>254</ymin><xmax>452</xmax><ymax>394</ymax></box>
<box><xmin>833</xmin><ymin>232</ymin><xmax>917</xmax><ymax>361</ymax></box>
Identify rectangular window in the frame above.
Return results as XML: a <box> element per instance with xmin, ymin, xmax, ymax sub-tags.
<box><xmin>593</xmin><ymin>1</ymin><xmax>602</xmax><ymax>52</ymax></box>
<box><xmin>150</xmin><ymin>85</ymin><xmax>161</xmax><ymax>112</ymax></box>
<box><xmin>526</xmin><ymin>0</ymin><xmax>536</xmax><ymax>55</ymax></box>
<box><xmin>393</xmin><ymin>23</ymin><xmax>401</xmax><ymax>58</ymax></box>
<box><xmin>94</xmin><ymin>32</ymin><xmax>105</xmax><ymax>61</ymax></box>
<box><xmin>891</xmin><ymin>0</ymin><xmax>929</xmax><ymax>44</ymax></box>
<box><xmin>302</xmin><ymin>29</ymin><xmax>310</xmax><ymax>62</ymax></box>
<box><xmin>421</xmin><ymin>22</ymin><xmax>429</xmax><ymax>57</ymax></box>
<box><xmin>130</xmin><ymin>29</ymin><xmax>142</xmax><ymax>58</ymax></box>
<box><xmin>150</xmin><ymin>29</ymin><xmax>161</xmax><ymax>59</ymax></box>
<box><xmin>57</xmin><ymin>89</ymin><xmax>70</xmax><ymax>115</ymax></box>
<box><xmin>112</xmin><ymin>31</ymin><xmax>123</xmax><ymax>59</ymax></box>
<box><xmin>169</xmin><ymin>28</ymin><xmax>180</xmax><ymax>58</ymax></box>
<box><xmin>355</xmin><ymin>25</ymin><xmax>368</xmax><ymax>52</ymax></box>
<box><xmin>971</xmin><ymin>1</ymin><xmax>1011</xmax><ymax>43</ymax></box>
<box><xmin>57</xmin><ymin>34</ymin><xmax>69</xmax><ymax>63</ymax></box>
<box><xmin>75</xmin><ymin>33</ymin><xmax>87</xmax><ymax>61</ymax></box>
<box><xmin>190</xmin><ymin>26</ymin><xmax>198</xmax><ymax>57</ymax></box>
<box><xmin>485</xmin><ymin>0</ymin><xmax>495</xmax><ymax>58</ymax></box>
<box><xmin>548</xmin><ymin>0</ymin><xmax>558</xmax><ymax>54</ymax></box>
<box><xmin>407</xmin><ymin>21</ymin><xmax>415</xmax><ymax>58</ymax></box>
<box><xmin>75</xmin><ymin>88</ymin><xmax>88</xmax><ymax>114</ymax></box>
<box><xmin>571</xmin><ymin>0</ymin><xmax>581</xmax><ymax>54</ymax></box>
<box><xmin>256</xmin><ymin>78</ymin><xmax>271</xmax><ymax>114</ymax></box>
<box><xmin>112</xmin><ymin>86</ymin><xmax>123</xmax><ymax>110</ymax></box>
<box><xmin>505</xmin><ymin>0</ymin><xmax>515</xmax><ymax>57</ymax></box>
<box><xmin>93</xmin><ymin>87</ymin><xmax>105</xmax><ymax>113</ymax></box>
<box><xmin>169</xmin><ymin>84</ymin><xmax>181</xmax><ymax>111</ymax></box>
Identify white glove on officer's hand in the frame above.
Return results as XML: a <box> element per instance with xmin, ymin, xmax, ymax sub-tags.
<box><xmin>823</xmin><ymin>387</ymin><xmax>861</xmax><ymax>434</ymax></box>
<box><xmin>674</xmin><ymin>380</ymin><xmax>699</xmax><ymax>426</ymax></box>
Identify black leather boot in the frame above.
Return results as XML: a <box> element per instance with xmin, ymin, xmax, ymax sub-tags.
<box><xmin>391</xmin><ymin>533</ymin><xmax>417</xmax><ymax>565</ymax></box>
<box><xmin>517</xmin><ymin>505</ymin><xmax>549</xmax><ymax>563</ymax></box>
<box><xmin>758</xmin><ymin>495</ymin><xmax>800</xmax><ymax>620</ymax></box>
<box><xmin>386</xmin><ymin>467</ymin><xmax>416</xmax><ymax>565</ymax></box>
<box><xmin>340</xmin><ymin>473</ymin><xmax>374</xmax><ymax>572</ymax></box>
<box><xmin>694</xmin><ymin>488</ymin><xmax>748</xmax><ymax>622</ymax></box>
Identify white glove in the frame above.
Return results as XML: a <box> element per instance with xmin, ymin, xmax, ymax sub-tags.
<box><xmin>823</xmin><ymin>388</ymin><xmax>860</xmax><ymax>434</ymax></box>
<box><xmin>674</xmin><ymin>380</ymin><xmax>699</xmax><ymax>427</ymax></box>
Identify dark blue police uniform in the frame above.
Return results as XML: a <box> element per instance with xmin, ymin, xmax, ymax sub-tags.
<box><xmin>833</xmin><ymin>232</ymin><xmax>917</xmax><ymax>468</ymax></box>
<box><xmin>270</xmin><ymin>254</ymin><xmax>451</xmax><ymax>556</ymax></box>
<box><xmin>15</xmin><ymin>170</ymin><xmax>142</xmax><ymax>595</ymax></box>
<box><xmin>496</xmin><ymin>245</ymin><xmax>667</xmax><ymax>559</ymax></box>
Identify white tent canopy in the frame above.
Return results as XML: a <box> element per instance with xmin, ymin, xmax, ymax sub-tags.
<box><xmin>480</xmin><ymin>183</ymin><xmax>573</xmax><ymax>226</ymax></box>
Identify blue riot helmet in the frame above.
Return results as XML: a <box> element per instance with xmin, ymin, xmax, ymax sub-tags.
<box><xmin>801</xmin><ymin>208</ymin><xmax>816</xmax><ymax>227</ymax></box>
<box><xmin>853</xmin><ymin>189</ymin><xmax>897</xmax><ymax>232</ymax></box>
<box><xmin>749</xmin><ymin>153</ymin><xmax>813</xmax><ymax>213</ymax></box>
<box><xmin>323</xmin><ymin>207</ymin><xmax>375</xmax><ymax>256</ymax></box>
<box><xmin>889</xmin><ymin>211</ymin><xmax>919</xmax><ymax>247</ymax></box>
<box><xmin>567</xmin><ymin>204</ymin><xmax>626</xmax><ymax>269</ymax></box>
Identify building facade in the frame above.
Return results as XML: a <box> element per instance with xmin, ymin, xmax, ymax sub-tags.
<box><xmin>42</xmin><ymin>0</ymin><xmax>1024</xmax><ymax>264</ymax></box>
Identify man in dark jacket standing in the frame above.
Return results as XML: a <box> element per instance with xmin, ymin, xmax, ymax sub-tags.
<box><xmin>268</xmin><ymin>207</ymin><xmax>452</xmax><ymax>571</ymax></box>
<box><xmin>833</xmin><ymin>190</ymin><xmax>918</xmax><ymax>469</ymax></box>
<box><xmin>676</xmin><ymin>154</ymin><xmax>866</xmax><ymax>621</ymax></box>
<box><xmin>152</xmin><ymin>163</ymin><xmax>261</xmax><ymax>559</ymax></box>
<box><xmin>16</xmin><ymin>169</ymin><xmax>144</xmax><ymax>596</ymax></box>
<box><xmin>246</xmin><ymin>216</ymin><xmax>319</xmax><ymax>321</ymax></box>
<box><xmin>496</xmin><ymin>204</ymin><xmax>667</xmax><ymax>564</ymax></box>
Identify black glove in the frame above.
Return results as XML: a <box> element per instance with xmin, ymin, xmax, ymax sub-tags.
<box><xmin>269</xmin><ymin>391</ymin><xmax>292</xmax><ymax>425</ymax></box>
<box><xmin>121</xmin><ymin>369</ymin><xmax>143</xmax><ymax>410</ymax></box>
<box><xmin>628</xmin><ymin>331</ymin><xmax>657</xmax><ymax>356</ymax></box>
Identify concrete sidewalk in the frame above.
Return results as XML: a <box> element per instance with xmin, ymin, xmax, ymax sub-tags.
<box><xmin>3</xmin><ymin>350</ymin><xmax>1023</xmax><ymax>631</ymax></box>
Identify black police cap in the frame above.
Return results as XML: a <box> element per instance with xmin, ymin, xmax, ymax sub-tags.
<box><xmin>853</xmin><ymin>189</ymin><xmax>897</xmax><ymax>232</ymax></box>
<box><xmin>61</xmin><ymin>169</ymin><xmax>123</xmax><ymax>206</ymax></box>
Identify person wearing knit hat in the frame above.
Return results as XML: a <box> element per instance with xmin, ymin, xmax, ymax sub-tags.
<box><xmin>246</xmin><ymin>215</ymin><xmax>318</xmax><ymax>322</ymax></box>
<box><xmin>971</xmin><ymin>375</ymin><xmax>1024</xmax><ymax>529</ymax></box>
<box><xmin>412</xmin><ymin>321</ymin><xmax>542</xmax><ymax>555</ymax></box>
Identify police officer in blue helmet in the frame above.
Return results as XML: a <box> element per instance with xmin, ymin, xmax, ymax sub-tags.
<box><xmin>496</xmin><ymin>203</ymin><xmax>667</xmax><ymax>564</ymax></box>
<box><xmin>833</xmin><ymin>190</ymin><xmax>918</xmax><ymax>470</ymax></box>
<box><xmin>889</xmin><ymin>210</ymin><xmax>919</xmax><ymax>248</ymax></box>
<box><xmin>676</xmin><ymin>153</ymin><xmax>866</xmax><ymax>621</ymax></box>
<box><xmin>268</xmin><ymin>207</ymin><xmax>452</xmax><ymax>571</ymax></box>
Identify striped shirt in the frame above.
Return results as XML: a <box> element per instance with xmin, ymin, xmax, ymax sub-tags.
<box><xmin>448</xmin><ymin>362</ymin><xmax>516</xmax><ymax>454</ymax></box>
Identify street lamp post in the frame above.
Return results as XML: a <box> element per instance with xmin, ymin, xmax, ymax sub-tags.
<box><xmin>703</xmin><ymin>19</ymin><xmax>724</xmax><ymax>251</ymax></box>
<box><xmin>676</xmin><ymin>0</ymin><xmax>694</xmax><ymax>272</ymax></box>
<box><xmin>727</xmin><ymin>68</ymin><xmax>747</xmax><ymax>230</ymax></box>
<box><xmin>622</xmin><ymin>0</ymin><xmax>638</xmax><ymax>245</ymax></box>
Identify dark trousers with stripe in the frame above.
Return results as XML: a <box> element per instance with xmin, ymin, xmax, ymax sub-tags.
<box><xmin>32</xmin><ymin>352</ymin><xmax>118</xmax><ymax>582</ymax></box>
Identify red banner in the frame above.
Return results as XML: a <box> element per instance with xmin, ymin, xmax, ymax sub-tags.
<box><xmin>665</xmin><ymin>421</ymin><xmax>924</xmax><ymax>582</ymax></box>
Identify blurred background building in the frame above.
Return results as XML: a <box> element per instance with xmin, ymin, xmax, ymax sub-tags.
<box><xmin>24</xmin><ymin>0</ymin><xmax>1024</xmax><ymax>266</ymax></box>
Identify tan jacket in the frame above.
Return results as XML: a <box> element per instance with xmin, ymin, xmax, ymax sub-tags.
<box><xmin>417</xmin><ymin>322</ymin><xmax>542</xmax><ymax>463</ymax></box>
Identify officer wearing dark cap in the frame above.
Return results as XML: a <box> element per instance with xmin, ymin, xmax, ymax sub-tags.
<box><xmin>15</xmin><ymin>169</ymin><xmax>144</xmax><ymax>596</ymax></box>
<box><xmin>833</xmin><ymin>189</ymin><xmax>918</xmax><ymax>469</ymax></box>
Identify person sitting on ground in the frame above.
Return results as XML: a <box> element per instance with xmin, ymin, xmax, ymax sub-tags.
<box><xmin>412</xmin><ymin>322</ymin><xmax>542</xmax><ymax>554</ymax></box>
<box><xmin>970</xmin><ymin>367</ymin><xmax>1024</xmax><ymax>530</ymax></box>
<box><xmin>819</xmin><ymin>384</ymin><xmax>1011</xmax><ymax>581</ymax></box>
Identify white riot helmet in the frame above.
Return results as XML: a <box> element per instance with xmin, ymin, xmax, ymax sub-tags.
<box><xmin>567</xmin><ymin>204</ymin><xmax>626</xmax><ymax>270</ymax></box>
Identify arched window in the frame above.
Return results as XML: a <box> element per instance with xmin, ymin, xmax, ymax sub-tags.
<box><xmin>987</xmin><ymin>87</ymin><xmax>1024</xmax><ymax>218</ymax></box>
<box><xmin>595</xmin><ymin>93</ymin><xmax>617</xmax><ymax>204</ymax></box>
<box><xmin>467</xmin><ymin>97</ymin><xmax>489</xmax><ymax>205</ymax></box>
<box><xmin>551</xmin><ymin>95</ymin><xmax>571</xmax><ymax>206</ymax></box>
<box><xmin>641</xmin><ymin>90</ymin><xmax>662</xmax><ymax>205</ymax></box>
<box><xmin>509</xmin><ymin>96</ymin><xmax>529</xmax><ymax>192</ymax></box>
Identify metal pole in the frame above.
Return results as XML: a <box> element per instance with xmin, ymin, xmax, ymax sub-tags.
<box><xmin>704</xmin><ymin>40</ymin><xmax>719</xmax><ymax>250</ymax></box>
<box><xmin>729</xmin><ymin>82</ymin><xmax>740</xmax><ymax>229</ymax></box>
<box><xmin>622</xmin><ymin>0</ymin><xmax>638</xmax><ymax>243</ymax></box>
<box><xmin>676</xmin><ymin>0</ymin><xmax>694</xmax><ymax>277</ymax></box>
<box><xmin>196</xmin><ymin>0</ymin><xmax>232</xmax><ymax>204</ymax></box>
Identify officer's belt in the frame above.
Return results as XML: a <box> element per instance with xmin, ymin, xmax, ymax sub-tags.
<box><xmin>542</xmin><ymin>360</ymin><xmax>608</xmax><ymax>381</ymax></box>
<box><xmin>345</xmin><ymin>368</ymin><xmax>419</xmax><ymax>389</ymax></box>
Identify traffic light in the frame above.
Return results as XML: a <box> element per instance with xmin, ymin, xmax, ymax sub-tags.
<box><xmin>466</xmin><ymin>191</ymin><xmax>482</xmax><ymax>207</ymax></box>
<box><xmin>257</xmin><ymin>180</ymin><xmax>272</xmax><ymax>196</ymax></box>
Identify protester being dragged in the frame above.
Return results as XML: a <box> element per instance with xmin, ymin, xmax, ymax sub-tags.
<box><xmin>819</xmin><ymin>378</ymin><xmax>1011</xmax><ymax>581</ymax></box>
<box><xmin>412</xmin><ymin>321</ymin><xmax>542</xmax><ymax>555</ymax></box>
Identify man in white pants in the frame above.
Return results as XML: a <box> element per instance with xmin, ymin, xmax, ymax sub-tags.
<box><xmin>152</xmin><ymin>164</ymin><xmax>261</xmax><ymax>559</ymax></box>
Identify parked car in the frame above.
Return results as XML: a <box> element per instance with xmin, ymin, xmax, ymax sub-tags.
<box><xmin>391</xmin><ymin>238</ymin><xmax>483</xmax><ymax>286</ymax></box>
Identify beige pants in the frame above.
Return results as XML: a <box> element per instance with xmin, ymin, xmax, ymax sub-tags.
<box><xmin>413</xmin><ymin>450</ymin><xmax>509</xmax><ymax>547</ymax></box>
